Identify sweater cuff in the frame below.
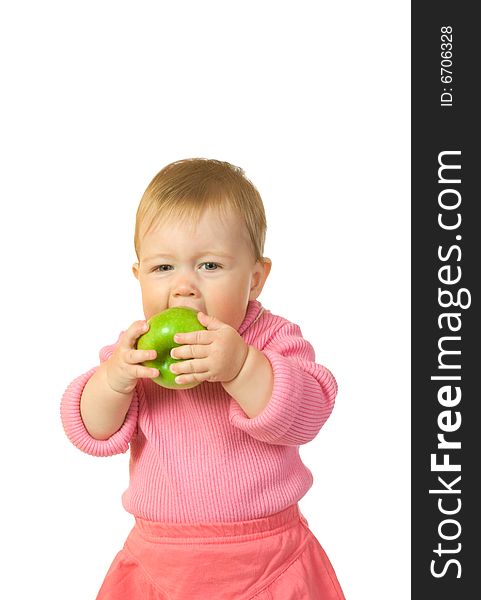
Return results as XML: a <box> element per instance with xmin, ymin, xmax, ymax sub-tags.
<box><xmin>60</xmin><ymin>368</ymin><xmax>139</xmax><ymax>457</ymax></box>
<box><xmin>228</xmin><ymin>349</ymin><xmax>306</xmax><ymax>445</ymax></box>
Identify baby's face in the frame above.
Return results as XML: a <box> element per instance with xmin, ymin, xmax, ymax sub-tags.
<box><xmin>133</xmin><ymin>206</ymin><xmax>270</xmax><ymax>330</ymax></box>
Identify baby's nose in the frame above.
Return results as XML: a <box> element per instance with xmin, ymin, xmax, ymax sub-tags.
<box><xmin>174</xmin><ymin>286</ymin><xmax>196</xmax><ymax>297</ymax></box>
<box><xmin>172</xmin><ymin>275</ymin><xmax>200</xmax><ymax>297</ymax></box>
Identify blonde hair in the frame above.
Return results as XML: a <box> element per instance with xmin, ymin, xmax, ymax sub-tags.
<box><xmin>134</xmin><ymin>158</ymin><xmax>267</xmax><ymax>263</ymax></box>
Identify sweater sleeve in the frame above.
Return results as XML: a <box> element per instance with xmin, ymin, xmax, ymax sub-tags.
<box><xmin>60</xmin><ymin>334</ymin><xmax>139</xmax><ymax>457</ymax></box>
<box><xmin>229</xmin><ymin>321</ymin><xmax>337</xmax><ymax>446</ymax></box>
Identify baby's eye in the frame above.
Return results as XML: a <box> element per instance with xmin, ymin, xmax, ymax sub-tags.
<box><xmin>200</xmin><ymin>262</ymin><xmax>220</xmax><ymax>271</ymax></box>
<box><xmin>154</xmin><ymin>264</ymin><xmax>173</xmax><ymax>272</ymax></box>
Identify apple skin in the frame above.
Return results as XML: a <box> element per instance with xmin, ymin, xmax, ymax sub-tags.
<box><xmin>136</xmin><ymin>307</ymin><xmax>206</xmax><ymax>389</ymax></box>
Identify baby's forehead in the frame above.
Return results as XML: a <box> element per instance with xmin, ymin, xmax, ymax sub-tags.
<box><xmin>141</xmin><ymin>203</ymin><xmax>240</xmax><ymax>235</ymax></box>
<box><xmin>138</xmin><ymin>204</ymin><xmax>252</xmax><ymax>257</ymax></box>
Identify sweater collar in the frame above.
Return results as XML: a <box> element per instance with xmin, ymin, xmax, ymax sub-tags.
<box><xmin>238</xmin><ymin>300</ymin><xmax>264</xmax><ymax>336</ymax></box>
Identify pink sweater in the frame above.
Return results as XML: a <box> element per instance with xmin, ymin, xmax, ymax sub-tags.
<box><xmin>60</xmin><ymin>300</ymin><xmax>337</xmax><ymax>523</ymax></box>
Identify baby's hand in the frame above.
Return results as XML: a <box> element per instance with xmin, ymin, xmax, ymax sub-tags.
<box><xmin>105</xmin><ymin>320</ymin><xmax>159</xmax><ymax>395</ymax></box>
<box><xmin>169</xmin><ymin>312</ymin><xmax>249</xmax><ymax>386</ymax></box>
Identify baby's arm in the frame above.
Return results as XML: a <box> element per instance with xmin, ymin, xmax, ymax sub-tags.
<box><xmin>61</xmin><ymin>321</ymin><xmax>157</xmax><ymax>456</ymax></box>
<box><xmin>80</xmin><ymin>362</ymin><xmax>136</xmax><ymax>440</ymax></box>
<box><xmin>222</xmin><ymin>347</ymin><xmax>273</xmax><ymax>418</ymax></box>
<box><xmin>80</xmin><ymin>320</ymin><xmax>158</xmax><ymax>440</ymax></box>
<box><xmin>61</xmin><ymin>365</ymin><xmax>139</xmax><ymax>457</ymax></box>
<box><xmin>228</xmin><ymin>321</ymin><xmax>337</xmax><ymax>446</ymax></box>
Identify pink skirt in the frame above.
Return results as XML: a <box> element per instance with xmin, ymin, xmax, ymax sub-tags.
<box><xmin>96</xmin><ymin>504</ymin><xmax>345</xmax><ymax>600</ymax></box>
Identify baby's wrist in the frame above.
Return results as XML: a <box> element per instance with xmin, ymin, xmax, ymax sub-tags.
<box><xmin>226</xmin><ymin>344</ymin><xmax>251</xmax><ymax>384</ymax></box>
<box><xmin>221</xmin><ymin>346</ymin><xmax>273</xmax><ymax>418</ymax></box>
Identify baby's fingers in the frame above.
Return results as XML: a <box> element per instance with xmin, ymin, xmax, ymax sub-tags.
<box><xmin>122</xmin><ymin>320</ymin><xmax>150</xmax><ymax>349</ymax></box>
<box><xmin>131</xmin><ymin>364</ymin><xmax>159</xmax><ymax>380</ymax></box>
<box><xmin>125</xmin><ymin>348</ymin><xmax>157</xmax><ymax>365</ymax></box>
<box><xmin>124</xmin><ymin>348</ymin><xmax>159</xmax><ymax>380</ymax></box>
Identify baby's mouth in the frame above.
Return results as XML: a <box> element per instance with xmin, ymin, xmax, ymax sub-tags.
<box><xmin>169</xmin><ymin>303</ymin><xmax>203</xmax><ymax>313</ymax></box>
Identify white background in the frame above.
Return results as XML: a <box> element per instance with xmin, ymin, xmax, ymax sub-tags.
<box><xmin>0</xmin><ymin>1</ymin><xmax>410</xmax><ymax>598</ymax></box>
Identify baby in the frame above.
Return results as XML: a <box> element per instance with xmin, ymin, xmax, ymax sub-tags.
<box><xmin>61</xmin><ymin>158</ymin><xmax>345</xmax><ymax>599</ymax></box>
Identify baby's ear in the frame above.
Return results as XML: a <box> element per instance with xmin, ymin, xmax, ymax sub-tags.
<box><xmin>132</xmin><ymin>263</ymin><xmax>140</xmax><ymax>280</ymax></box>
<box><xmin>261</xmin><ymin>257</ymin><xmax>272</xmax><ymax>280</ymax></box>
<box><xmin>249</xmin><ymin>258</ymin><xmax>272</xmax><ymax>300</ymax></box>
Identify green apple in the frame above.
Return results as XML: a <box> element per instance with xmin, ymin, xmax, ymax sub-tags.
<box><xmin>136</xmin><ymin>307</ymin><xmax>206</xmax><ymax>389</ymax></box>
